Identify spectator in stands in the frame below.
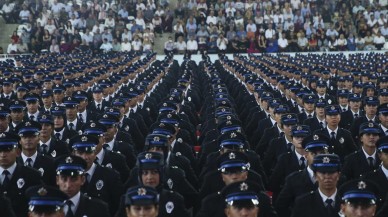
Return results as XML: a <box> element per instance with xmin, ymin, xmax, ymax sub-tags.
<box><xmin>173</xmin><ymin>19</ymin><xmax>185</xmax><ymax>41</ymax></box>
<box><xmin>278</xmin><ymin>32</ymin><xmax>288</xmax><ymax>52</ymax></box>
<box><xmin>186</xmin><ymin>36</ymin><xmax>198</xmax><ymax>54</ymax></box>
<box><xmin>347</xmin><ymin>33</ymin><xmax>356</xmax><ymax>51</ymax></box>
<box><xmin>122</xmin><ymin>28</ymin><xmax>132</xmax><ymax>42</ymax></box>
<box><xmin>105</xmin><ymin>14</ymin><xmax>115</xmax><ymax>29</ymax></box>
<box><xmin>355</xmin><ymin>34</ymin><xmax>365</xmax><ymax>50</ymax></box>
<box><xmin>143</xmin><ymin>37</ymin><xmax>153</xmax><ymax>54</ymax></box>
<box><xmin>373</xmin><ymin>31</ymin><xmax>385</xmax><ymax>50</ymax></box>
<box><xmin>335</xmin><ymin>33</ymin><xmax>347</xmax><ymax>51</ymax></box>
<box><xmin>101</xmin><ymin>28</ymin><xmax>113</xmax><ymax>42</ymax></box>
<box><xmin>297</xmin><ymin>32</ymin><xmax>308</xmax><ymax>51</ymax></box>
<box><xmin>100</xmin><ymin>38</ymin><xmax>113</xmax><ymax>53</ymax></box>
<box><xmin>18</xmin><ymin>4</ymin><xmax>30</xmax><ymax>23</ymax></box>
<box><xmin>121</xmin><ymin>38</ymin><xmax>132</xmax><ymax>52</ymax></box>
<box><xmin>42</xmin><ymin>29</ymin><xmax>52</xmax><ymax>49</ymax></box>
<box><xmin>112</xmin><ymin>38</ymin><xmax>121</xmax><ymax>52</ymax></box>
<box><xmin>164</xmin><ymin>36</ymin><xmax>175</xmax><ymax>54</ymax></box>
<box><xmin>30</xmin><ymin>37</ymin><xmax>41</xmax><ymax>53</ymax></box>
<box><xmin>265</xmin><ymin>25</ymin><xmax>276</xmax><ymax>39</ymax></box>
<box><xmin>162</xmin><ymin>7</ymin><xmax>174</xmax><ymax>32</ymax></box>
<box><xmin>49</xmin><ymin>39</ymin><xmax>60</xmax><ymax>53</ymax></box>
<box><xmin>175</xmin><ymin>36</ymin><xmax>186</xmax><ymax>54</ymax></box>
<box><xmin>364</xmin><ymin>31</ymin><xmax>376</xmax><ymax>50</ymax></box>
<box><xmin>17</xmin><ymin>38</ymin><xmax>29</xmax><ymax>53</ymax></box>
<box><xmin>7</xmin><ymin>38</ymin><xmax>18</xmax><ymax>54</ymax></box>
<box><xmin>131</xmin><ymin>36</ymin><xmax>142</xmax><ymax>53</ymax></box>
<box><xmin>153</xmin><ymin>14</ymin><xmax>163</xmax><ymax>37</ymax></box>
<box><xmin>45</xmin><ymin>19</ymin><xmax>57</xmax><ymax>34</ymax></box>
<box><xmin>217</xmin><ymin>34</ymin><xmax>228</xmax><ymax>52</ymax></box>
<box><xmin>1</xmin><ymin>0</ymin><xmax>15</xmax><ymax>23</ymax></box>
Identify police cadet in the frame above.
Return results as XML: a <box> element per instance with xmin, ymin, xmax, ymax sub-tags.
<box><xmin>314</xmin><ymin>105</ymin><xmax>356</xmax><ymax>162</ymax></box>
<box><xmin>197</xmin><ymin>152</ymin><xmax>274</xmax><ymax>217</ymax></box>
<box><xmin>37</xmin><ymin>113</ymin><xmax>70</xmax><ymax>158</ymax></box>
<box><xmin>378</xmin><ymin>103</ymin><xmax>388</xmax><ymax>136</ymax></box>
<box><xmin>339</xmin><ymin>93</ymin><xmax>363</xmax><ymax>130</ymax></box>
<box><xmin>124</xmin><ymin>186</ymin><xmax>160</xmax><ymax>217</ymax></box>
<box><xmin>263</xmin><ymin>113</ymin><xmax>299</xmax><ymax>176</ymax></box>
<box><xmin>9</xmin><ymin>100</ymin><xmax>26</xmax><ymax>132</ymax></box>
<box><xmin>342</xmin><ymin>122</ymin><xmax>382</xmax><ymax>180</ymax></box>
<box><xmin>50</xmin><ymin>106</ymin><xmax>77</xmax><ymax>143</ymax></box>
<box><xmin>70</xmin><ymin>134</ymin><xmax>124</xmax><ymax>216</ymax></box>
<box><xmin>87</xmin><ymin>86</ymin><xmax>109</xmax><ymax>116</ymax></box>
<box><xmin>0</xmin><ymin>132</ymin><xmax>42</xmax><ymax>217</ymax></box>
<box><xmin>117</xmin><ymin>152</ymin><xmax>190</xmax><ymax>217</ymax></box>
<box><xmin>269</xmin><ymin>124</ymin><xmax>311</xmax><ymax>201</ymax></box>
<box><xmin>298</xmin><ymin>94</ymin><xmax>316</xmax><ymax>123</ymax></box>
<box><xmin>73</xmin><ymin>90</ymin><xmax>94</xmax><ymax>123</ymax></box>
<box><xmin>303</xmin><ymin>98</ymin><xmax>327</xmax><ymax>132</ymax></box>
<box><xmin>15</xmin><ymin>121</ymin><xmax>56</xmax><ymax>186</ymax></box>
<box><xmin>291</xmin><ymin>154</ymin><xmax>342</xmax><ymax>217</ymax></box>
<box><xmin>63</xmin><ymin>96</ymin><xmax>83</xmax><ymax>132</ymax></box>
<box><xmin>350</xmin><ymin>96</ymin><xmax>379</xmax><ymax>142</ymax></box>
<box><xmin>40</xmin><ymin>89</ymin><xmax>54</xmax><ymax>113</ymax></box>
<box><xmin>25</xmin><ymin>185</ymin><xmax>68</xmax><ymax>217</ymax></box>
<box><xmin>338</xmin><ymin>179</ymin><xmax>381</xmax><ymax>217</ymax></box>
<box><xmin>362</xmin><ymin>136</ymin><xmax>388</xmax><ymax>202</ymax></box>
<box><xmin>52</xmin><ymin>84</ymin><xmax>66</xmax><ymax>107</ymax></box>
<box><xmin>81</xmin><ymin>120</ymin><xmax>130</xmax><ymax>182</ymax></box>
<box><xmin>0</xmin><ymin>106</ymin><xmax>12</xmax><ymax>133</ymax></box>
<box><xmin>55</xmin><ymin>155</ymin><xmax>111</xmax><ymax>217</ymax></box>
<box><xmin>275</xmin><ymin>133</ymin><xmax>330</xmax><ymax>217</ymax></box>
<box><xmin>221</xmin><ymin>181</ymin><xmax>264</xmax><ymax>217</ymax></box>
<box><xmin>24</xmin><ymin>93</ymin><xmax>41</xmax><ymax>122</ymax></box>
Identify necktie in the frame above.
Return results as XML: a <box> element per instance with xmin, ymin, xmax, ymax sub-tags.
<box><xmin>308</xmin><ymin>114</ymin><xmax>312</xmax><ymax>118</ymax></box>
<box><xmin>78</xmin><ymin>114</ymin><xmax>84</xmax><ymax>123</ymax></box>
<box><xmin>94</xmin><ymin>156</ymin><xmax>100</xmax><ymax>165</ymax></box>
<box><xmin>130</xmin><ymin>109</ymin><xmax>134</xmax><ymax>114</ymax></box>
<box><xmin>66</xmin><ymin>200</ymin><xmax>75</xmax><ymax>217</ymax></box>
<box><xmin>367</xmin><ymin>157</ymin><xmax>375</xmax><ymax>169</ymax></box>
<box><xmin>319</xmin><ymin>122</ymin><xmax>324</xmax><ymax>128</ymax></box>
<box><xmin>354</xmin><ymin>113</ymin><xmax>359</xmax><ymax>119</ymax></box>
<box><xmin>69</xmin><ymin>123</ymin><xmax>74</xmax><ymax>130</ymax></box>
<box><xmin>2</xmin><ymin>170</ymin><xmax>10</xmax><ymax>187</ymax></box>
<box><xmin>84</xmin><ymin>173</ymin><xmax>90</xmax><ymax>189</ymax></box>
<box><xmin>97</xmin><ymin>104</ymin><xmax>101</xmax><ymax>110</ymax></box>
<box><xmin>342</xmin><ymin>108</ymin><xmax>346</xmax><ymax>112</ymax></box>
<box><xmin>25</xmin><ymin>158</ymin><xmax>33</xmax><ymax>167</ymax></box>
<box><xmin>325</xmin><ymin>198</ymin><xmax>334</xmax><ymax>216</ymax></box>
<box><xmin>30</xmin><ymin>115</ymin><xmax>34</xmax><ymax>121</ymax></box>
<box><xmin>40</xmin><ymin>144</ymin><xmax>48</xmax><ymax>154</ymax></box>
<box><xmin>103</xmin><ymin>143</ymin><xmax>110</xmax><ymax>150</ymax></box>
<box><xmin>287</xmin><ymin>143</ymin><xmax>293</xmax><ymax>150</ymax></box>
<box><xmin>330</xmin><ymin>132</ymin><xmax>336</xmax><ymax>140</ymax></box>
<box><xmin>55</xmin><ymin>133</ymin><xmax>61</xmax><ymax>140</ymax></box>
<box><xmin>300</xmin><ymin>156</ymin><xmax>306</xmax><ymax>169</ymax></box>
<box><xmin>138</xmin><ymin>105</ymin><xmax>142</xmax><ymax>109</ymax></box>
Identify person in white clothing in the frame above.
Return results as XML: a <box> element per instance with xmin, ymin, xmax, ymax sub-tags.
<box><xmin>7</xmin><ymin>39</ymin><xmax>18</xmax><ymax>54</ymax></box>
<box><xmin>216</xmin><ymin>34</ymin><xmax>228</xmax><ymax>51</ymax></box>
<box><xmin>265</xmin><ymin>26</ymin><xmax>276</xmax><ymax>39</ymax></box>
<box><xmin>131</xmin><ymin>36</ymin><xmax>143</xmax><ymax>52</ymax></box>
<box><xmin>278</xmin><ymin>32</ymin><xmax>288</xmax><ymax>51</ymax></box>
<box><xmin>186</xmin><ymin>36</ymin><xmax>198</xmax><ymax>54</ymax></box>
<box><xmin>121</xmin><ymin>38</ymin><xmax>132</xmax><ymax>52</ymax></box>
<box><xmin>174</xmin><ymin>36</ymin><xmax>187</xmax><ymax>54</ymax></box>
<box><xmin>100</xmin><ymin>38</ymin><xmax>113</xmax><ymax>52</ymax></box>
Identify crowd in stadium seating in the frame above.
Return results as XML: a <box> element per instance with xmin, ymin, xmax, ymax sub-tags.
<box><xmin>1</xmin><ymin>0</ymin><xmax>388</xmax><ymax>54</ymax></box>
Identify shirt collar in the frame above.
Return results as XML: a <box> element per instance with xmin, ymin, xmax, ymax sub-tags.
<box><xmin>66</xmin><ymin>192</ymin><xmax>81</xmax><ymax>214</ymax></box>
<box><xmin>361</xmin><ymin>147</ymin><xmax>376</xmax><ymax>159</ymax></box>
<box><xmin>0</xmin><ymin>162</ymin><xmax>17</xmax><ymax>175</ymax></box>
<box><xmin>21</xmin><ymin>151</ymin><xmax>38</xmax><ymax>164</ymax></box>
<box><xmin>381</xmin><ymin>164</ymin><xmax>388</xmax><ymax>179</ymax></box>
<box><xmin>327</xmin><ymin>126</ymin><xmax>339</xmax><ymax>135</ymax></box>
<box><xmin>96</xmin><ymin>149</ymin><xmax>105</xmax><ymax>164</ymax></box>
<box><xmin>86</xmin><ymin>163</ymin><xmax>97</xmax><ymax>177</ymax></box>
<box><xmin>40</xmin><ymin>138</ymin><xmax>52</xmax><ymax>147</ymax></box>
<box><xmin>318</xmin><ymin>188</ymin><xmax>337</xmax><ymax>204</ymax></box>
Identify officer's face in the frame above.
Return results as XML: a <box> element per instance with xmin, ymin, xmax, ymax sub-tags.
<box><xmin>378</xmin><ymin>151</ymin><xmax>388</xmax><ymax>168</ymax></box>
<box><xmin>315</xmin><ymin>171</ymin><xmax>340</xmax><ymax>191</ymax></box>
<box><xmin>53</xmin><ymin>92</ymin><xmax>64</xmax><ymax>102</ymax></box>
<box><xmin>10</xmin><ymin>110</ymin><xmax>24</xmax><ymax>122</ymax></box>
<box><xmin>364</xmin><ymin>105</ymin><xmax>377</xmax><ymax>116</ymax></box>
<box><xmin>325</xmin><ymin>114</ymin><xmax>340</xmax><ymax>127</ymax></box>
<box><xmin>292</xmin><ymin>136</ymin><xmax>304</xmax><ymax>149</ymax></box>
<box><xmin>306</xmin><ymin>150</ymin><xmax>327</xmax><ymax>165</ymax></box>
<box><xmin>379</xmin><ymin>113</ymin><xmax>388</xmax><ymax>127</ymax></box>
<box><xmin>40</xmin><ymin>123</ymin><xmax>53</xmax><ymax>138</ymax></box>
<box><xmin>366</xmin><ymin>88</ymin><xmax>375</xmax><ymax>97</ymax></box>
<box><xmin>360</xmin><ymin>133</ymin><xmax>379</xmax><ymax>148</ymax></box>
<box><xmin>379</xmin><ymin>95</ymin><xmax>388</xmax><ymax>104</ymax></box>
<box><xmin>340</xmin><ymin>203</ymin><xmax>376</xmax><ymax>217</ymax></box>
<box><xmin>141</xmin><ymin>169</ymin><xmax>160</xmax><ymax>188</ymax></box>
<box><xmin>29</xmin><ymin>210</ymin><xmax>65</xmax><ymax>217</ymax></box>
<box><xmin>73</xmin><ymin>151</ymin><xmax>96</xmax><ymax>169</ymax></box>
<box><xmin>20</xmin><ymin>135</ymin><xmax>40</xmax><ymax>151</ymax></box>
<box><xmin>304</xmin><ymin>102</ymin><xmax>315</xmax><ymax>113</ymax></box>
<box><xmin>17</xmin><ymin>90</ymin><xmax>27</xmax><ymax>100</ymax></box>
<box><xmin>0</xmin><ymin>148</ymin><xmax>18</xmax><ymax>168</ymax></box>
<box><xmin>283</xmin><ymin>124</ymin><xmax>294</xmax><ymax>136</ymax></box>
<box><xmin>126</xmin><ymin>205</ymin><xmax>158</xmax><ymax>217</ymax></box>
<box><xmin>104</xmin><ymin>126</ymin><xmax>117</xmax><ymax>142</ymax></box>
<box><xmin>221</xmin><ymin>170</ymin><xmax>248</xmax><ymax>185</ymax></box>
<box><xmin>77</xmin><ymin>100</ymin><xmax>88</xmax><ymax>112</ymax></box>
<box><xmin>338</xmin><ymin>97</ymin><xmax>348</xmax><ymax>106</ymax></box>
<box><xmin>93</xmin><ymin>92</ymin><xmax>103</xmax><ymax>102</ymax></box>
<box><xmin>56</xmin><ymin>175</ymin><xmax>85</xmax><ymax>198</ymax></box>
<box><xmin>316</xmin><ymin>86</ymin><xmax>326</xmax><ymax>95</ymax></box>
<box><xmin>27</xmin><ymin>101</ymin><xmax>39</xmax><ymax>113</ymax></box>
<box><xmin>224</xmin><ymin>205</ymin><xmax>259</xmax><ymax>217</ymax></box>
<box><xmin>349</xmin><ymin>101</ymin><xmax>361</xmax><ymax>111</ymax></box>
<box><xmin>315</xmin><ymin>107</ymin><xmax>325</xmax><ymax>117</ymax></box>
<box><xmin>53</xmin><ymin>116</ymin><xmax>64</xmax><ymax>129</ymax></box>
<box><xmin>0</xmin><ymin>117</ymin><xmax>9</xmax><ymax>132</ymax></box>
<box><xmin>65</xmin><ymin>107</ymin><xmax>77</xmax><ymax>121</ymax></box>
<box><xmin>42</xmin><ymin>96</ymin><xmax>53</xmax><ymax>106</ymax></box>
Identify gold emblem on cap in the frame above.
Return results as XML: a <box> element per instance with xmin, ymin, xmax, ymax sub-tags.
<box><xmin>81</xmin><ymin>136</ymin><xmax>88</xmax><ymax>142</ymax></box>
<box><xmin>145</xmin><ymin>153</ymin><xmax>152</xmax><ymax>159</ymax></box>
<box><xmin>322</xmin><ymin>156</ymin><xmax>330</xmax><ymax>163</ymax></box>
<box><xmin>153</xmin><ymin>136</ymin><xmax>160</xmax><ymax>142</ymax></box>
<box><xmin>221</xmin><ymin>108</ymin><xmax>226</xmax><ymax>112</ymax></box>
<box><xmin>65</xmin><ymin>156</ymin><xmax>73</xmax><ymax>163</ymax></box>
<box><xmin>37</xmin><ymin>187</ymin><xmax>47</xmax><ymax>196</ymax></box>
<box><xmin>358</xmin><ymin>181</ymin><xmax>367</xmax><ymax>190</ymax></box>
<box><xmin>137</xmin><ymin>188</ymin><xmax>147</xmax><ymax>195</ymax></box>
<box><xmin>240</xmin><ymin>182</ymin><xmax>248</xmax><ymax>191</ymax></box>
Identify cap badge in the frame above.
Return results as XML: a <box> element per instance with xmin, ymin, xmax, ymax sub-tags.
<box><xmin>339</xmin><ymin>137</ymin><xmax>344</xmax><ymax>144</ymax></box>
<box><xmin>322</xmin><ymin>157</ymin><xmax>330</xmax><ymax>163</ymax></box>
<box><xmin>240</xmin><ymin>182</ymin><xmax>248</xmax><ymax>191</ymax></box>
<box><xmin>25</xmin><ymin>122</ymin><xmax>31</xmax><ymax>126</ymax></box>
<box><xmin>287</xmin><ymin>114</ymin><xmax>292</xmax><ymax>119</ymax></box>
<box><xmin>17</xmin><ymin>178</ymin><xmax>25</xmax><ymax>189</ymax></box>
<box><xmin>167</xmin><ymin>114</ymin><xmax>172</xmax><ymax>118</ymax></box>
<box><xmin>229</xmin><ymin>152</ymin><xmax>236</xmax><ymax>159</ymax></box>
<box><xmin>103</xmin><ymin>114</ymin><xmax>108</xmax><ymax>118</ymax></box>
<box><xmin>81</xmin><ymin>136</ymin><xmax>88</xmax><ymax>142</ymax></box>
<box><xmin>65</xmin><ymin>156</ymin><xmax>73</xmax><ymax>163</ymax></box>
<box><xmin>358</xmin><ymin>181</ymin><xmax>367</xmax><ymax>190</ymax></box>
<box><xmin>331</xmin><ymin>106</ymin><xmax>335</xmax><ymax>110</ymax></box>
<box><xmin>153</xmin><ymin>136</ymin><xmax>160</xmax><ymax>142</ymax></box>
<box><xmin>15</xmin><ymin>101</ymin><xmax>19</xmax><ymax>104</ymax></box>
<box><xmin>137</xmin><ymin>187</ymin><xmax>147</xmax><ymax>196</ymax></box>
<box><xmin>37</xmin><ymin>187</ymin><xmax>47</xmax><ymax>196</ymax></box>
<box><xmin>42</xmin><ymin>115</ymin><xmax>47</xmax><ymax>119</ymax></box>
<box><xmin>368</xmin><ymin>123</ymin><xmax>374</xmax><ymax>128</ymax></box>
<box><xmin>91</xmin><ymin>123</ymin><xmax>96</xmax><ymax>127</ymax></box>
<box><xmin>145</xmin><ymin>153</ymin><xmax>152</xmax><ymax>159</ymax></box>
<box><xmin>297</xmin><ymin>126</ymin><xmax>302</xmax><ymax>130</ymax></box>
<box><xmin>230</xmin><ymin>132</ymin><xmax>237</xmax><ymax>138</ymax></box>
<box><xmin>0</xmin><ymin>133</ymin><xmax>5</xmax><ymax>138</ymax></box>
<box><xmin>227</xmin><ymin>115</ymin><xmax>231</xmax><ymax>120</ymax></box>
<box><xmin>109</xmin><ymin>108</ymin><xmax>114</xmax><ymax>112</ymax></box>
<box><xmin>55</xmin><ymin>107</ymin><xmax>59</xmax><ymax>111</ymax></box>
